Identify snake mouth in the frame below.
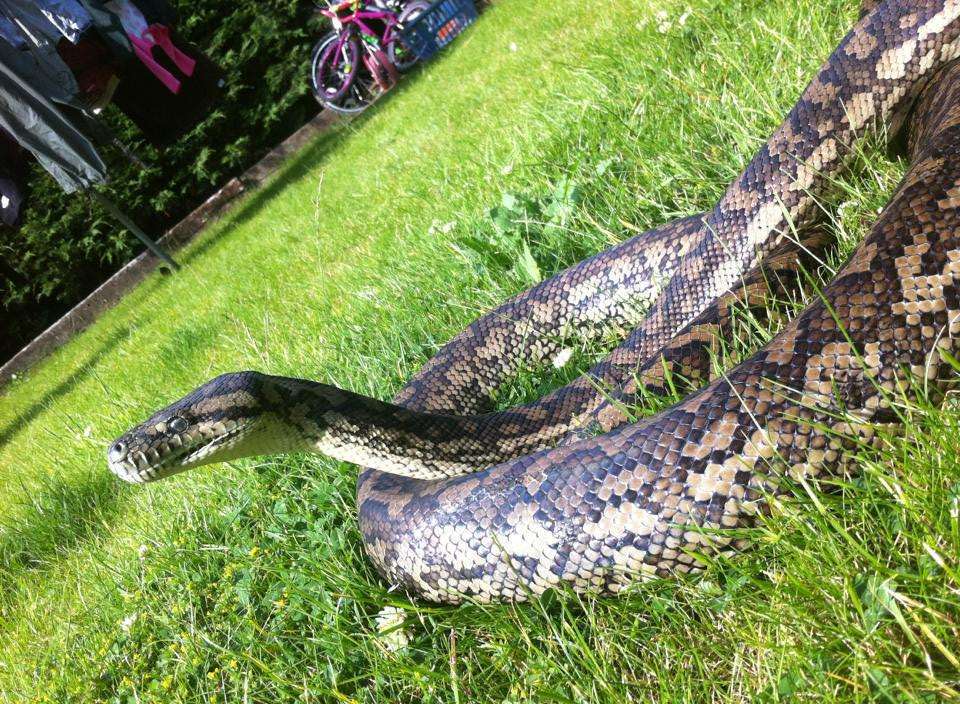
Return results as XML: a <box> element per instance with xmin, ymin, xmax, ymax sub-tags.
<box><xmin>107</xmin><ymin>421</ymin><xmax>251</xmax><ymax>484</ymax></box>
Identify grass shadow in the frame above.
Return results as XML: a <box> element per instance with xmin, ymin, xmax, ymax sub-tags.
<box><xmin>0</xmin><ymin>327</ymin><xmax>130</xmax><ymax>449</ymax></box>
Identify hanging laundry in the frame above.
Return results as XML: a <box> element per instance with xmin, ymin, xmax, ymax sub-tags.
<box><xmin>57</xmin><ymin>32</ymin><xmax>121</xmax><ymax>110</ymax></box>
<box><xmin>0</xmin><ymin>175</ymin><xmax>25</xmax><ymax>227</ymax></box>
<box><xmin>0</xmin><ymin>14</ymin><xmax>26</xmax><ymax>48</ymax></box>
<box><xmin>0</xmin><ymin>27</ymin><xmax>81</xmax><ymax>106</ymax></box>
<box><xmin>77</xmin><ymin>0</ymin><xmax>133</xmax><ymax>61</ymax></box>
<box><xmin>0</xmin><ymin>55</ymin><xmax>108</xmax><ymax>193</ymax></box>
<box><xmin>0</xmin><ymin>0</ymin><xmax>178</xmax><ymax>268</ymax></box>
<box><xmin>0</xmin><ymin>0</ymin><xmax>91</xmax><ymax>44</ymax></box>
<box><xmin>35</xmin><ymin>0</ymin><xmax>92</xmax><ymax>43</ymax></box>
<box><xmin>130</xmin><ymin>0</ymin><xmax>176</xmax><ymax>27</ymax></box>
<box><xmin>105</xmin><ymin>0</ymin><xmax>193</xmax><ymax>93</ymax></box>
<box><xmin>0</xmin><ymin>3</ymin><xmax>54</xmax><ymax>45</ymax></box>
<box><xmin>113</xmin><ymin>31</ymin><xmax>223</xmax><ymax>147</ymax></box>
<box><xmin>0</xmin><ymin>129</ymin><xmax>27</xmax><ymax>229</ymax></box>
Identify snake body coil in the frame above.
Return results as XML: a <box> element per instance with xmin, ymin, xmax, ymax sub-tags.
<box><xmin>110</xmin><ymin>1</ymin><xmax>960</xmax><ymax>603</ymax></box>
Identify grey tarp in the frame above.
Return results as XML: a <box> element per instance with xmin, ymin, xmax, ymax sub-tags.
<box><xmin>0</xmin><ymin>42</ymin><xmax>107</xmax><ymax>192</ymax></box>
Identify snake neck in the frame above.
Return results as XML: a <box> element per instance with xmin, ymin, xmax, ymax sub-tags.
<box><xmin>264</xmin><ymin>375</ymin><xmax>591</xmax><ymax>479</ymax></box>
<box><xmin>109</xmin><ymin>370</ymin><xmax>615</xmax><ymax>483</ymax></box>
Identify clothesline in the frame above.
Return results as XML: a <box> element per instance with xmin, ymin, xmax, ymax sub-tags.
<box><xmin>0</xmin><ymin>0</ymin><xmax>224</xmax><ymax>270</ymax></box>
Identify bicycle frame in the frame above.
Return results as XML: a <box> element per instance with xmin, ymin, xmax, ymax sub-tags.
<box><xmin>321</xmin><ymin>1</ymin><xmax>404</xmax><ymax>51</ymax></box>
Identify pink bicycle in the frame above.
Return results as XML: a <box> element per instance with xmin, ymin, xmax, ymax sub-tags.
<box><xmin>310</xmin><ymin>0</ymin><xmax>430</xmax><ymax>114</ymax></box>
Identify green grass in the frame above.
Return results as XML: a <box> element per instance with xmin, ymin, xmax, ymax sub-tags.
<box><xmin>1</xmin><ymin>0</ymin><xmax>958</xmax><ymax>700</ymax></box>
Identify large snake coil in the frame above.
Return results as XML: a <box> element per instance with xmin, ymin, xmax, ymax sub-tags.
<box><xmin>110</xmin><ymin>0</ymin><xmax>960</xmax><ymax>603</ymax></box>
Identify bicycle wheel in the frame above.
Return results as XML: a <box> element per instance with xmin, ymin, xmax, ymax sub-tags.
<box><xmin>388</xmin><ymin>1</ymin><xmax>431</xmax><ymax>72</ymax></box>
<box><xmin>310</xmin><ymin>32</ymin><xmax>361</xmax><ymax>111</ymax></box>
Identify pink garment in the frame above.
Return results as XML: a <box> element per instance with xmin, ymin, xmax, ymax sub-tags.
<box><xmin>107</xmin><ymin>0</ymin><xmax>195</xmax><ymax>93</ymax></box>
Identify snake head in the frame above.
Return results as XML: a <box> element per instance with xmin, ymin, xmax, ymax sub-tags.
<box><xmin>107</xmin><ymin>371</ymin><xmax>287</xmax><ymax>483</ymax></box>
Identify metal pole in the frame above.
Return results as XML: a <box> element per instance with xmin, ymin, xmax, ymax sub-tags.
<box><xmin>90</xmin><ymin>190</ymin><xmax>180</xmax><ymax>270</ymax></box>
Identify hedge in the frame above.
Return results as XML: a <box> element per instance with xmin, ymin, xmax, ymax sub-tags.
<box><xmin>0</xmin><ymin>0</ymin><xmax>324</xmax><ymax>363</ymax></box>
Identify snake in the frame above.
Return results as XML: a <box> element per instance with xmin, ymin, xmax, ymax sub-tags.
<box><xmin>108</xmin><ymin>0</ymin><xmax>960</xmax><ymax>603</ymax></box>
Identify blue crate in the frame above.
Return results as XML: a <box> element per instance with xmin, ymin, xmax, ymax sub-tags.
<box><xmin>398</xmin><ymin>0</ymin><xmax>478</xmax><ymax>61</ymax></box>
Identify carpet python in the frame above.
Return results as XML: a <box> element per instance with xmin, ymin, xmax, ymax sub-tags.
<box><xmin>110</xmin><ymin>0</ymin><xmax>960</xmax><ymax>602</ymax></box>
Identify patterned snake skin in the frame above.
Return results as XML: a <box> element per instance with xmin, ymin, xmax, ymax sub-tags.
<box><xmin>109</xmin><ymin>0</ymin><xmax>960</xmax><ymax>603</ymax></box>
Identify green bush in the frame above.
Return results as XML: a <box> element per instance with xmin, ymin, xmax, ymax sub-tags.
<box><xmin>0</xmin><ymin>0</ymin><xmax>324</xmax><ymax>362</ymax></box>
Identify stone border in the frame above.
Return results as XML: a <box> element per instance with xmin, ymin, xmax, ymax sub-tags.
<box><xmin>0</xmin><ymin>109</ymin><xmax>343</xmax><ymax>390</ymax></box>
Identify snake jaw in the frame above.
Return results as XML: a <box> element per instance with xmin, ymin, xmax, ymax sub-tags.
<box><xmin>108</xmin><ymin>417</ymin><xmax>257</xmax><ymax>483</ymax></box>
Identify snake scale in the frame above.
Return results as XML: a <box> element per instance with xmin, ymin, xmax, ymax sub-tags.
<box><xmin>109</xmin><ymin>0</ymin><xmax>960</xmax><ymax>603</ymax></box>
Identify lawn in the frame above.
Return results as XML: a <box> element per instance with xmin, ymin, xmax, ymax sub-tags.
<box><xmin>1</xmin><ymin>0</ymin><xmax>958</xmax><ymax>701</ymax></box>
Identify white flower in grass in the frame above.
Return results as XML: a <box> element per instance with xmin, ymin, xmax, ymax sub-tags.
<box><xmin>428</xmin><ymin>219</ymin><xmax>457</xmax><ymax>236</ymax></box>
<box><xmin>655</xmin><ymin>8</ymin><xmax>692</xmax><ymax>33</ymax></box>
<box><xmin>552</xmin><ymin>348</ymin><xmax>574</xmax><ymax>369</ymax></box>
<box><xmin>120</xmin><ymin>613</ymin><xmax>138</xmax><ymax>632</ymax></box>
<box><xmin>655</xmin><ymin>10</ymin><xmax>671</xmax><ymax>33</ymax></box>
<box><xmin>375</xmin><ymin>606</ymin><xmax>410</xmax><ymax>652</ymax></box>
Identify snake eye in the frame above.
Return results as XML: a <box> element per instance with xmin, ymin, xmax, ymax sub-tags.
<box><xmin>169</xmin><ymin>416</ymin><xmax>189</xmax><ymax>433</ymax></box>
<box><xmin>108</xmin><ymin>441</ymin><xmax>126</xmax><ymax>463</ymax></box>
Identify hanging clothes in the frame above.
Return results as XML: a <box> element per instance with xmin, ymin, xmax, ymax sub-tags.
<box><xmin>130</xmin><ymin>0</ymin><xmax>176</xmax><ymax>26</ymax></box>
<box><xmin>57</xmin><ymin>31</ymin><xmax>121</xmax><ymax>109</ymax></box>
<box><xmin>0</xmin><ymin>0</ymin><xmax>90</xmax><ymax>44</ymax></box>
<box><xmin>0</xmin><ymin>128</ymin><xmax>27</xmax><ymax>228</ymax></box>
<box><xmin>0</xmin><ymin>175</ymin><xmax>25</xmax><ymax>227</ymax></box>
<box><xmin>0</xmin><ymin>30</ymin><xmax>80</xmax><ymax>107</ymax></box>
<box><xmin>0</xmin><ymin>54</ymin><xmax>108</xmax><ymax>192</ymax></box>
<box><xmin>0</xmin><ymin>2</ymin><xmax>62</xmax><ymax>44</ymax></box>
<box><xmin>106</xmin><ymin>0</ymin><xmax>193</xmax><ymax>93</ymax></box>
<box><xmin>35</xmin><ymin>0</ymin><xmax>92</xmax><ymax>43</ymax></box>
<box><xmin>112</xmin><ymin>30</ymin><xmax>223</xmax><ymax>147</ymax></box>
<box><xmin>77</xmin><ymin>0</ymin><xmax>133</xmax><ymax>61</ymax></box>
<box><xmin>0</xmin><ymin>14</ymin><xmax>26</xmax><ymax>47</ymax></box>
<box><xmin>0</xmin><ymin>0</ymin><xmax>178</xmax><ymax>267</ymax></box>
